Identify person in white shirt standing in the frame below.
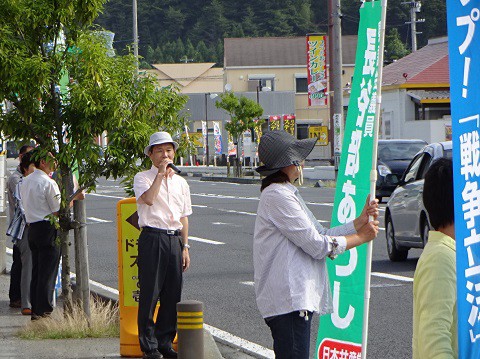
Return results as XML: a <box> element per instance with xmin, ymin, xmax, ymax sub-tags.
<box><xmin>253</xmin><ymin>131</ymin><xmax>379</xmax><ymax>359</ymax></box>
<box><xmin>134</xmin><ymin>132</ymin><xmax>192</xmax><ymax>359</ymax></box>
<box><xmin>20</xmin><ymin>148</ymin><xmax>61</xmax><ymax>320</ymax></box>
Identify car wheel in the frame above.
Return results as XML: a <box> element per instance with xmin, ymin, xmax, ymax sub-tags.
<box><xmin>421</xmin><ymin>217</ymin><xmax>430</xmax><ymax>247</ymax></box>
<box><xmin>386</xmin><ymin>216</ymin><xmax>408</xmax><ymax>262</ymax></box>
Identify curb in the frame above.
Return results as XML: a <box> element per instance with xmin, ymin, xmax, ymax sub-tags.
<box><xmin>4</xmin><ymin>251</ymin><xmax>225</xmax><ymax>359</ymax></box>
<box><xmin>86</xmin><ymin>281</ymin><xmax>224</xmax><ymax>359</ymax></box>
<box><xmin>200</xmin><ymin>176</ymin><xmax>261</xmax><ymax>185</ymax></box>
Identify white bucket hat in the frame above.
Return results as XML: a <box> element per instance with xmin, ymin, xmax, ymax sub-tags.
<box><xmin>144</xmin><ymin>131</ymin><xmax>179</xmax><ymax>156</ymax></box>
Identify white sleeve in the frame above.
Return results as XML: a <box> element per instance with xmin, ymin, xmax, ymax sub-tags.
<box><xmin>133</xmin><ymin>172</ymin><xmax>151</xmax><ymax>203</ymax></box>
<box><xmin>264</xmin><ymin>189</ymin><xmax>347</xmax><ymax>260</ymax></box>
<box><xmin>46</xmin><ymin>180</ymin><xmax>61</xmax><ymax>213</ymax></box>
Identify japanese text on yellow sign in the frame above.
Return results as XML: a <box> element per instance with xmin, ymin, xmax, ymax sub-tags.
<box><xmin>120</xmin><ymin>203</ymin><xmax>141</xmax><ymax>307</ymax></box>
<box><xmin>309</xmin><ymin>125</ymin><xmax>329</xmax><ymax>145</ymax></box>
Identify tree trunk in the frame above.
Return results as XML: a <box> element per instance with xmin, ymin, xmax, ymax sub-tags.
<box><xmin>73</xmin><ymin>199</ymin><xmax>91</xmax><ymax>319</ymax></box>
<box><xmin>59</xmin><ymin>226</ymin><xmax>73</xmax><ymax>314</ymax></box>
<box><xmin>59</xmin><ymin>166</ymin><xmax>74</xmax><ymax>314</ymax></box>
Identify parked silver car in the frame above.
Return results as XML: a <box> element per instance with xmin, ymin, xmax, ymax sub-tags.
<box><xmin>384</xmin><ymin>141</ymin><xmax>452</xmax><ymax>261</ymax></box>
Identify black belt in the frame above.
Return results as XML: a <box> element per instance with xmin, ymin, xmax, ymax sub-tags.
<box><xmin>142</xmin><ymin>226</ymin><xmax>181</xmax><ymax>236</ymax></box>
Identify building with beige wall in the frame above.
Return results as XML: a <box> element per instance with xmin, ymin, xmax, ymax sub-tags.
<box><xmin>146</xmin><ymin>62</ymin><xmax>224</xmax><ymax>94</ymax></box>
<box><xmin>223</xmin><ymin>36</ymin><xmax>357</xmax><ymax>160</ymax></box>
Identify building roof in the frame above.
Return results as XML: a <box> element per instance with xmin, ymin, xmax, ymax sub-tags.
<box><xmin>224</xmin><ymin>36</ymin><xmax>358</xmax><ymax>67</ymax></box>
<box><xmin>151</xmin><ymin>62</ymin><xmax>217</xmax><ymax>87</ymax></box>
<box><xmin>407</xmin><ymin>89</ymin><xmax>450</xmax><ymax>103</ymax></box>
<box><xmin>148</xmin><ymin>63</ymin><xmax>223</xmax><ymax>93</ymax></box>
<box><xmin>382</xmin><ymin>37</ymin><xmax>449</xmax><ymax>87</ymax></box>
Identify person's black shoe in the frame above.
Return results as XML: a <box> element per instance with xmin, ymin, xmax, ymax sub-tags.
<box><xmin>142</xmin><ymin>349</ymin><xmax>163</xmax><ymax>359</ymax></box>
<box><xmin>158</xmin><ymin>347</ymin><xmax>177</xmax><ymax>358</ymax></box>
<box><xmin>9</xmin><ymin>300</ymin><xmax>21</xmax><ymax>308</ymax></box>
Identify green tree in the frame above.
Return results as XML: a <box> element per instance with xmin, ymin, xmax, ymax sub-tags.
<box><xmin>420</xmin><ymin>0</ymin><xmax>446</xmax><ymax>47</ymax></box>
<box><xmin>175</xmin><ymin>38</ymin><xmax>186</xmax><ymax>62</ymax></box>
<box><xmin>385</xmin><ymin>28</ymin><xmax>410</xmax><ymax>63</ymax></box>
<box><xmin>215</xmin><ymin>92</ymin><xmax>263</xmax><ymax>176</ymax></box>
<box><xmin>0</xmin><ymin>0</ymin><xmax>188</xmax><ymax>311</ymax></box>
<box><xmin>196</xmin><ymin>41</ymin><xmax>215</xmax><ymax>63</ymax></box>
<box><xmin>153</xmin><ymin>45</ymin><xmax>164</xmax><ymax>63</ymax></box>
<box><xmin>145</xmin><ymin>45</ymin><xmax>156</xmax><ymax>64</ymax></box>
<box><xmin>242</xmin><ymin>7</ymin><xmax>259</xmax><ymax>37</ymax></box>
<box><xmin>185</xmin><ymin>39</ymin><xmax>196</xmax><ymax>61</ymax></box>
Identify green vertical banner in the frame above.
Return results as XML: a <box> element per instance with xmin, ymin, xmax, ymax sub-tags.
<box><xmin>316</xmin><ymin>2</ymin><xmax>383</xmax><ymax>358</ymax></box>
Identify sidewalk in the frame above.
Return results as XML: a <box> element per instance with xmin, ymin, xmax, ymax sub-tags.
<box><xmin>0</xmin><ymin>264</ymin><xmax>262</xmax><ymax>358</ymax></box>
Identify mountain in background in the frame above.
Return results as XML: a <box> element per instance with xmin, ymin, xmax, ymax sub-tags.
<box><xmin>95</xmin><ymin>0</ymin><xmax>446</xmax><ymax>67</ymax></box>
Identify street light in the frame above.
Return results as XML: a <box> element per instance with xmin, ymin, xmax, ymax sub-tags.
<box><xmin>205</xmin><ymin>92</ymin><xmax>218</xmax><ymax>166</ymax></box>
<box><xmin>256</xmin><ymin>80</ymin><xmax>271</xmax><ymax>105</ymax></box>
<box><xmin>254</xmin><ymin>81</ymin><xmax>270</xmax><ymax>166</ymax></box>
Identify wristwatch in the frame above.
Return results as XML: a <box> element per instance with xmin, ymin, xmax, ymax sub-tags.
<box><xmin>183</xmin><ymin>243</ymin><xmax>191</xmax><ymax>250</ymax></box>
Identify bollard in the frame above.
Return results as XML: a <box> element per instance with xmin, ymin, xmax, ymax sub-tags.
<box><xmin>177</xmin><ymin>300</ymin><xmax>204</xmax><ymax>359</ymax></box>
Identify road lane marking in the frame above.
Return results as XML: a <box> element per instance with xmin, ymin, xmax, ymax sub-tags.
<box><xmin>87</xmin><ymin>217</ymin><xmax>113</xmax><ymax>223</ymax></box>
<box><xmin>371</xmin><ymin>283</ymin><xmax>404</xmax><ymax>288</ymax></box>
<box><xmin>192</xmin><ymin>193</ymin><xmax>259</xmax><ymax>201</ymax></box>
<box><xmin>88</xmin><ymin>193</ymin><xmax>125</xmax><ymax>199</ymax></box>
<box><xmin>240</xmin><ymin>281</ymin><xmax>255</xmax><ymax>286</ymax></box>
<box><xmin>212</xmin><ymin>222</ymin><xmax>242</xmax><ymax>227</ymax></box>
<box><xmin>204</xmin><ymin>324</ymin><xmax>275</xmax><ymax>359</ymax></box>
<box><xmin>372</xmin><ymin>272</ymin><xmax>413</xmax><ymax>282</ymax></box>
<box><xmin>218</xmin><ymin>208</ymin><xmax>256</xmax><ymax>216</ymax></box>
<box><xmin>189</xmin><ymin>236</ymin><xmax>225</xmax><ymax>245</ymax></box>
<box><xmin>208</xmin><ymin>182</ymin><xmax>241</xmax><ymax>186</ymax></box>
<box><xmin>193</xmin><ymin>203</ymin><xmax>332</xmax><ymax>224</ymax></box>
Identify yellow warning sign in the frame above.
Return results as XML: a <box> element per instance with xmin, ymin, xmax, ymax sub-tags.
<box><xmin>309</xmin><ymin>125</ymin><xmax>329</xmax><ymax>146</ymax></box>
<box><xmin>117</xmin><ymin>198</ymin><xmax>175</xmax><ymax>357</ymax></box>
<box><xmin>117</xmin><ymin>198</ymin><xmax>142</xmax><ymax>357</ymax></box>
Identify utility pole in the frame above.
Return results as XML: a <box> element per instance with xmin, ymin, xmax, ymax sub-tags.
<box><xmin>403</xmin><ymin>1</ymin><xmax>425</xmax><ymax>52</ymax></box>
<box><xmin>133</xmin><ymin>0</ymin><xmax>139</xmax><ymax>73</ymax></box>
<box><xmin>329</xmin><ymin>0</ymin><xmax>344</xmax><ymax>175</ymax></box>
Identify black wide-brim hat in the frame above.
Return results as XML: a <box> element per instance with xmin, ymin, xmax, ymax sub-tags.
<box><xmin>255</xmin><ymin>130</ymin><xmax>317</xmax><ymax>176</ymax></box>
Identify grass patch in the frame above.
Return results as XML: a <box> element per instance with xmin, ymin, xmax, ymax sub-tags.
<box><xmin>321</xmin><ymin>180</ymin><xmax>337</xmax><ymax>188</ymax></box>
<box><xmin>18</xmin><ymin>296</ymin><xmax>119</xmax><ymax>339</ymax></box>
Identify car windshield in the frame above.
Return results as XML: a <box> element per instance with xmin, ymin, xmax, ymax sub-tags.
<box><xmin>378</xmin><ymin>142</ymin><xmax>426</xmax><ymax>161</ymax></box>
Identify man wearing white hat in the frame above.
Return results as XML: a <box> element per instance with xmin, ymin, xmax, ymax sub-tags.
<box><xmin>134</xmin><ymin>131</ymin><xmax>192</xmax><ymax>359</ymax></box>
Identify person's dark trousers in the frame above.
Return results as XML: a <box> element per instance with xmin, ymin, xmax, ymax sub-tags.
<box><xmin>265</xmin><ymin>311</ymin><xmax>313</xmax><ymax>359</ymax></box>
<box><xmin>8</xmin><ymin>244</ymin><xmax>22</xmax><ymax>304</ymax></box>
<box><xmin>137</xmin><ymin>228</ymin><xmax>183</xmax><ymax>354</ymax></box>
<box><xmin>28</xmin><ymin>221</ymin><xmax>60</xmax><ymax>318</ymax></box>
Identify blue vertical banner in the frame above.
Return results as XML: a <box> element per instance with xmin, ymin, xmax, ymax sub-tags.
<box><xmin>446</xmin><ymin>1</ymin><xmax>480</xmax><ymax>358</ymax></box>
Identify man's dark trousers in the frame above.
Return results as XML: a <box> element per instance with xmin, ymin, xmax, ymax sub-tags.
<box><xmin>28</xmin><ymin>221</ymin><xmax>60</xmax><ymax>317</ymax></box>
<box><xmin>137</xmin><ymin>228</ymin><xmax>183</xmax><ymax>353</ymax></box>
<box><xmin>8</xmin><ymin>244</ymin><xmax>22</xmax><ymax>304</ymax></box>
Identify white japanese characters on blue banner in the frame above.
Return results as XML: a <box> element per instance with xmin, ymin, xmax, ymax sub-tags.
<box><xmin>446</xmin><ymin>1</ymin><xmax>480</xmax><ymax>358</ymax></box>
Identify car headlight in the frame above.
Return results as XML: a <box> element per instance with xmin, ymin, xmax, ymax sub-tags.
<box><xmin>378</xmin><ymin>164</ymin><xmax>391</xmax><ymax>177</ymax></box>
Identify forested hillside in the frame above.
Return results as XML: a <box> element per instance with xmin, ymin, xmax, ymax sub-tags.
<box><xmin>95</xmin><ymin>0</ymin><xmax>447</xmax><ymax>67</ymax></box>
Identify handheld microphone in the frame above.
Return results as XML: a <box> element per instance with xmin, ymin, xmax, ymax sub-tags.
<box><xmin>167</xmin><ymin>163</ymin><xmax>182</xmax><ymax>174</ymax></box>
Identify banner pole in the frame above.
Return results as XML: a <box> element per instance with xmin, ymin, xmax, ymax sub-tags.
<box><xmin>362</xmin><ymin>0</ymin><xmax>388</xmax><ymax>357</ymax></box>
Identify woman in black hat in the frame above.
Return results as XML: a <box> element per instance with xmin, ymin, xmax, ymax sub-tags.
<box><xmin>253</xmin><ymin>131</ymin><xmax>379</xmax><ymax>359</ymax></box>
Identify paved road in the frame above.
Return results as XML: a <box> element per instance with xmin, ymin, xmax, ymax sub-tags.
<box><xmin>6</xmin><ymin>173</ymin><xmax>422</xmax><ymax>358</ymax></box>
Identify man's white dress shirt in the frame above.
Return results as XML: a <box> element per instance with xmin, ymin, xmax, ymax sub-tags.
<box><xmin>20</xmin><ymin>169</ymin><xmax>61</xmax><ymax>224</ymax></box>
<box><xmin>253</xmin><ymin>182</ymin><xmax>355</xmax><ymax>318</ymax></box>
<box><xmin>133</xmin><ymin>166</ymin><xmax>192</xmax><ymax>230</ymax></box>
